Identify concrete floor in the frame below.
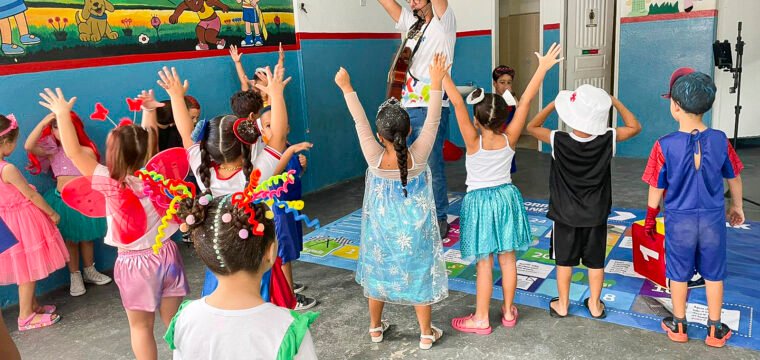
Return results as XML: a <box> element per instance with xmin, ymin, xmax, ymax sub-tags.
<box><xmin>5</xmin><ymin>148</ymin><xmax>760</xmax><ymax>359</ymax></box>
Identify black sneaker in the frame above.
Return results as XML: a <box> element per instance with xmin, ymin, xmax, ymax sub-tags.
<box><xmin>661</xmin><ymin>317</ymin><xmax>688</xmax><ymax>343</ymax></box>
<box><xmin>295</xmin><ymin>294</ymin><xmax>317</xmax><ymax>311</ymax></box>
<box><xmin>293</xmin><ymin>282</ymin><xmax>305</xmax><ymax>294</ymax></box>
<box><xmin>687</xmin><ymin>275</ymin><xmax>705</xmax><ymax>289</ymax></box>
<box><xmin>705</xmin><ymin>322</ymin><xmax>732</xmax><ymax>348</ymax></box>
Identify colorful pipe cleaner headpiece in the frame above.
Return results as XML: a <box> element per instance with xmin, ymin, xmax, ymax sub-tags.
<box><xmin>135</xmin><ymin>169</ymin><xmax>196</xmax><ymax>254</ymax></box>
<box><xmin>230</xmin><ymin>169</ymin><xmax>320</xmax><ymax>237</ymax></box>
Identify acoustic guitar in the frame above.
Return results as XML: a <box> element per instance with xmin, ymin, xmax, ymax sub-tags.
<box><xmin>387</xmin><ymin>39</ymin><xmax>412</xmax><ymax>101</ymax></box>
<box><xmin>386</xmin><ymin>16</ymin><xmax>427</xmax><ymax>100</ymax></box>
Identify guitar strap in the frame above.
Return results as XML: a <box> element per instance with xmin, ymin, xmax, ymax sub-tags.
<box><xmin>407</xmin><ymin>20</ymin><xmax>431</xmax><ymax>82</ymax></box>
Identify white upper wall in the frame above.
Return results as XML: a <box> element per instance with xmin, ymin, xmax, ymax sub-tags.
<box><xmin>712</xmin><ymin>0</ymin><xmax>760</xmax><ymax>138</ymax></box>
<box><xmin>294</xmin><ymin>0</ymin><xmax>495</xmax><ymax>33</ymax></box>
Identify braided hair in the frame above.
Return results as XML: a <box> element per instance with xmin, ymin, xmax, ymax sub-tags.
<box><xmin>376</xmin><ymin>99</ymin><xmax>411</xmax><ymax>197</ymax></box>
<box><xmin>178</xmin><ymin>196</ymin><xmax>275</xmax><ymax>275</ymax></box>
<box><xmin>469</xmin><ymin>88</ymin><xmax>510</xmax><ymax>132</ymax></box>
<box><xmin>197</xmin><ymin>115</ymin><xmax>254</xmax><ymax>198</ymax></box>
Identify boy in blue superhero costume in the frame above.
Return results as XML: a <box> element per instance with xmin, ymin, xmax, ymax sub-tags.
<box><xmin>642</xmin><ymin>69</ymin><xmax>745</xmax><ymax>348</ymax></box>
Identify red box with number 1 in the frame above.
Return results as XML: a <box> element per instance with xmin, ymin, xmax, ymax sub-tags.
<box><xmin>632</xmin><ymin>220</ymin><xmax>667</xmax><ymax>288</ymax></box>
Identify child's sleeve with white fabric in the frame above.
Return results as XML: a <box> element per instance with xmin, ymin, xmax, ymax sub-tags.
<box><xmin>294</xmin><ymin>331</ymin><xmax>318</xmax><ymax>360</ymax></box>
<box><xmin>345</xmin><ymin>92</ymin><xmax>384</xmax><ymax>167</ymax></box>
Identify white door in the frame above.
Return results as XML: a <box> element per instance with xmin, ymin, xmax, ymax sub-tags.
<box><xmin>564</xmin><ymin>0</ymin><xmax>615</xmax><ymax>93</ymax></box>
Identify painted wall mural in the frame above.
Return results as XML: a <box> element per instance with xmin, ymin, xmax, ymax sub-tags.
<box><xmin>0</xmin><ymin>0</ymin><xmax>295</xmax><ymax>65</ymax></box>
<box><xmin>625</xmin><ymin>0</ymin><xmax>716</xmax><ymax>17</ymax></box>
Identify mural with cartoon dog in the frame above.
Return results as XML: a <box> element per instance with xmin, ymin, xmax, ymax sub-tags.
<box><xmin>0</xmin><ymin>0</ymin><xmax>295</xmax><ymax>69</ymax></box>
<box><xmin>76</xmin><ymin>0</ymin><xmax>119</xmax><ymax>42</ymax></box>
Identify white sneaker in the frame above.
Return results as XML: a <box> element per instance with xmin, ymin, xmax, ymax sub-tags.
<box><xmin>83</xmin><ymin>265</ymin><xmax>112</xmax><ymax>285</ymax></box>
<box><xmin>70</xmin><ymin>271</ymin><xmax>86</xmax><ymax>297</ymax></box>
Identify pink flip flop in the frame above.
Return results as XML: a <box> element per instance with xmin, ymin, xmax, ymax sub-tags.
<box><xmin>35</xmin><ymin>305</ymin><xmax>56</xmax><ymax>314</ymax></box>
<box><xmin>502</xmin><ymin>305</ymin><xmax>519</xmax><ymax>328</ymax></box>
<box><xmin>18</xmin><ymin>312</ymin><xmax>61</xmax><ymax>331</ymax></box>
<box><xmin>451</xmin><ymin>314</ymin><xmax>492</xmax><ymax>335</ymax></box>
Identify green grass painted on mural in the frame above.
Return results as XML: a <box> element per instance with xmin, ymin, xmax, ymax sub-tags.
<box><xmin>27</xmin><ymin>0</ymin><xmax>293</xmax><ymax>11</ymax></box>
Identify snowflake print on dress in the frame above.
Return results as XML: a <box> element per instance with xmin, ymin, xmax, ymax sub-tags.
<box><xmin>397</xmin><ymin>233</ymin><xmax>412</xmax><ymax>251</ymax></box>
<box><xmin>355</xmin><ymin>168</ymin><xmax>448</xmax><ymax>305</ymax></box>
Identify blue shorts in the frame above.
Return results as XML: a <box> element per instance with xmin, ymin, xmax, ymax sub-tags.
<box><xmin>274</xmin><ymin>207</ymin><xmax>303</xmax><ymax>264</ymax></box>
<box><xmin>665</xmin><ymin>208</ymin><xmax>727</xmax><ymax>282</ymax></box>
<box><xmin>242</xmin><ymin>7</ymin><xmax>258</xmax><ymax>23</ymax></box>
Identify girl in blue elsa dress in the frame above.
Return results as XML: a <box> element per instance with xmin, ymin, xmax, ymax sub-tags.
<box><xmin>335</xmin><ymin>53</ymin><xmax>450</xmax><ymax>351</ymax></box>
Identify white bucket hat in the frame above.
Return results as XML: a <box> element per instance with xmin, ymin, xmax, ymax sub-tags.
<box><xmin>554</xmin><ymin>84</ymin><xmax>611</xmax><ymax>136</ymax></box>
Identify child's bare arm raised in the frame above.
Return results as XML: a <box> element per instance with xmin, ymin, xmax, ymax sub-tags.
<box><xmin>442</xmin><ymin>74</ymin><xmax>478</xmax><ymax>152</ymax></box>
<box><xmin>611</xmin><ymin>96</ymin><xmax>642</xmax><ymax>142</ymax></box>
<box><xmin>157</xmin><ymin>67</ymin><xmax>194</xmax><ymax>149</ymax></box>
<box><xmin>38</xmin><ymin>88</ymin><xmax>99</xmax><ymax>176</ymax></box>
<box><xmin>24</xmin><ymin>113</ymin><xmax>56</xmax><ymax>156</ymax></box>
<box><xmin>507</xmin><ymin>43</ymin><xmax>563</xmax><ymax>148</ymax></box>
<box><xmin>230</xmin><ymin>45</ymin><xmax>251</xmax><ymax>92</ymax></box>
<box><xmin>255</xmin><ymin>64</ymin><xmax>291</xmax><ymax>153</ymax></box>
<box><xmin>527</xmin><ymin>102</ymin><xmax>555</xmax><ymax>144</ymax></box>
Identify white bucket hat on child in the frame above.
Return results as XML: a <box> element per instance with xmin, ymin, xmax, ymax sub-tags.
<box><xmin>554</xmin><ymin>84</ymin><xmax>612</xmax><ymax>136</ymax></box>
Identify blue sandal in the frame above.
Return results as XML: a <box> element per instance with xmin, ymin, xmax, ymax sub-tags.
<box><xmin>20</xmin><ymin>34</ymin><xmax>41</xmax><ymax>45</ymax></box>
<box><xmin>1</xmin><ymin>43</ymin><xmax>24</xmax><ymax>55</ymax></box>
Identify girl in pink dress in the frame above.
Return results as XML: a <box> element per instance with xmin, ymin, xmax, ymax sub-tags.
<box><xmin>0</xmin><ymin>113</ymin><xmax>69</xmax><ymax>331</ymax></box>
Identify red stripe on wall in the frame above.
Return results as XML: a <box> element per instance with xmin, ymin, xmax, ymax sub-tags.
<box><xmin>543</xmin><ymin>23</ymin><xmax>560</xmax><ymax>30</ymax></box>
<box><xmin>457</xmin><ymin>29</ymin><xmax>491</xmax><ymax>37</ymax></box>
<box><xmin>298</xmin><ymin>32</ymin><xmax>399</xmax><ymax>40</ymax></box>
<box><xmin>0</xmin><ymin>43</ymin><xmax>300</xmax><ymax>76</ymax></box>
<box><xmin>621</xmin><ymin>9</ymin><xmax>717</xmax><ymax>24</ymax></box>
<box><xmin>1</xmin><ymin>29</ymin><xmax>491</xmax><ymax>76</ymax></box>
<box><xmin>298</xmin><ymin>29</ymin><xmax>491</xmax><ymax>40</ymax></box>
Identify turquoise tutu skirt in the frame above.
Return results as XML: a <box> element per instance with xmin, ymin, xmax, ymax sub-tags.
<box><xmin>44</xmin><ymin>189</ymin><xmax>106</xmax><ymax>243</ymax></box>
<box><xmin>355</xmin><ymin>168</ymin><xmax>448</xmax><ymax>305</ymax></box>
<box><xmin>459</xmin><ymin>183</ymin><xmax>532</xmax><ymax>261</ymax></box>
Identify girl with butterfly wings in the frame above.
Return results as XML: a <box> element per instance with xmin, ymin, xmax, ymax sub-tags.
<box><xmin>39</xmin><ymin>88</ymin><xmax>190</xmax><ymax>360</ymax></box>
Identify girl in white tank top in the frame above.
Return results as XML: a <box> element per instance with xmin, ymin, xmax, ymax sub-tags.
<box><xmin>443</xmin><ymin>44</ymin><xmax>563</xmax><ymax>335</ymax></box>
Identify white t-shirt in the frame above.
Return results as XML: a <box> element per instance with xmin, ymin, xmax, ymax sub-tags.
<box><xmin>170</xmin><ymin>299</ymin><xmax>318</xmax><ymax>360</ymax></box>
<box><xmin>188</xmin><ymin>141</ymin><xmax>282</xmax><ymax>197</ymax></box>
<box><xmin>93</xmin><ymin>164</ymin><xmax>178</xmax><ymax>251</ymax></box>
<box><xmin>396</xmin><ymin>6</ymin><xmax>456</xmax><ymax>108</ymax></box>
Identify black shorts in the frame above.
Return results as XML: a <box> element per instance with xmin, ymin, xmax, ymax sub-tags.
<box><xmin>550</xmin><ymin>221</ymin><xmax>607</xmax><ymax>269</ymax></box>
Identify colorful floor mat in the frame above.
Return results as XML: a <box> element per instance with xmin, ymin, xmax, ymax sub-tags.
<box><xmin>300</xmin><ymin>194</ymin><xmax>760</xmax><ymax>351</ymax></box>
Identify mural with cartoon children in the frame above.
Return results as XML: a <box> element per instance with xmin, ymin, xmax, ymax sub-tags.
<box><xmin>0</xmin><ymin>0</ymin><xmax>294</xmax><ymax>67</ymax></box>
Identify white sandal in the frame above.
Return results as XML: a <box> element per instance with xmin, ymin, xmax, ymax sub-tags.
<box><xmin>419</xmin><ymin>325</ymin><xmax>443</xmax><ymax>350</ymax></box>
<box><xmin>369</xmin><ymin>320</ymin><xmax>390</xmax><ymax>343</ymax></box>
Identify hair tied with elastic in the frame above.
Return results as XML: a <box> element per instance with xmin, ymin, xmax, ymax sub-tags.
<box><xmin>377</xmin><ymin>97</ymin><xmax>403</xmax><ymax>115</ymax></box>
<box><xmin>466</xmin><ymin>88</ymin><xmax>486</xmax><ymax>105</ymax></box>
<box><xmin>233</xmin><ymin>117</ymin><xmax>259</xmax><ymax>145</ymax></box>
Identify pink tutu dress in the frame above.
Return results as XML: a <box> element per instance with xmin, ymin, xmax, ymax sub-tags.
<box><xmin>0</xmin><ymin>160</ymin><xmax>69</xmax><ymax>285</ymax></box>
